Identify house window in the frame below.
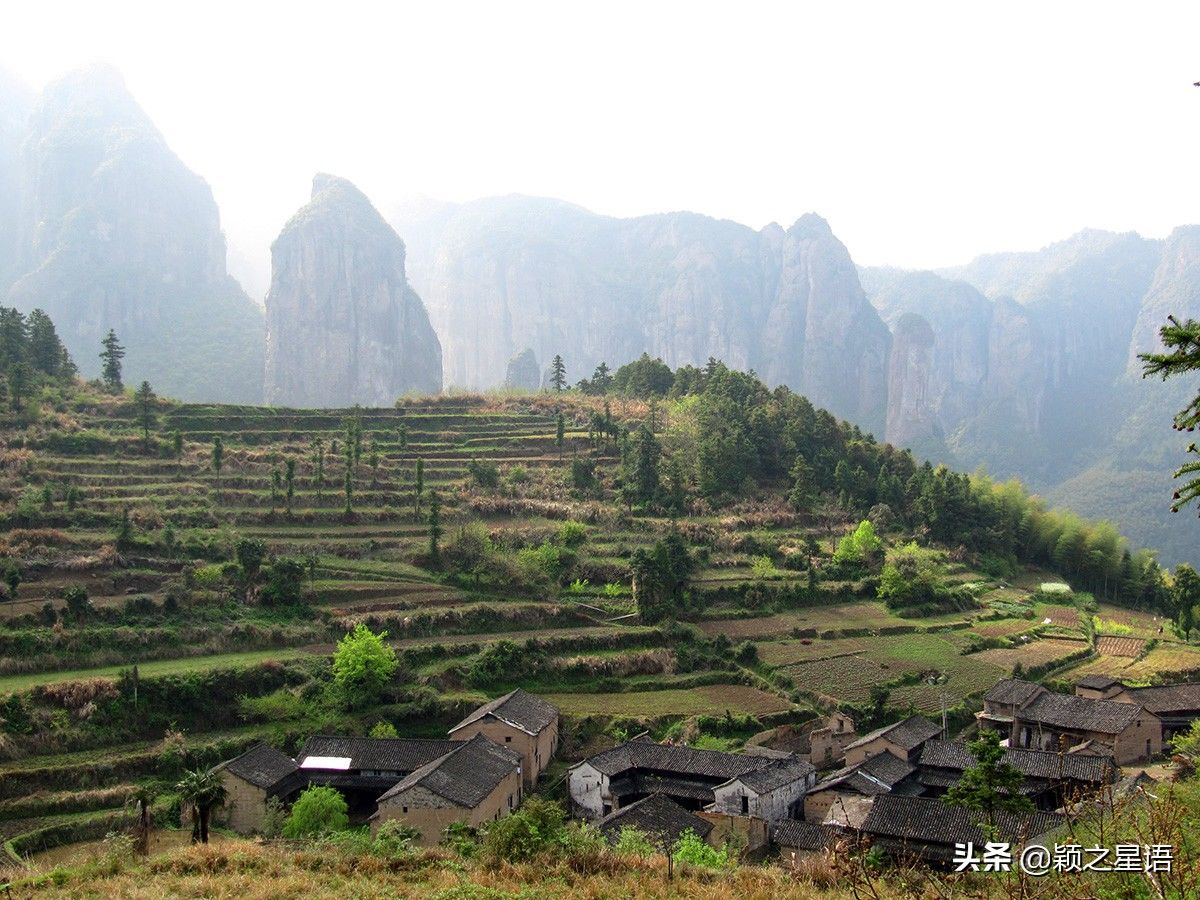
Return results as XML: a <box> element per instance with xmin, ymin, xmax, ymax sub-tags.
<box><xmin>741</xmin><ymin>796</ymin><xmax>749</xmax><ymax>814</ymax></box>
<box><xmin>402</xmin><ymin>806</ymin><xmax>408</xmax><ymax>814</ymax></box>
<box><xmin>505</xmin><ymin>736</ymin><xmax>512</xmax><ymax>743</ymax></box>
<box><xmin>509</xmin><ymin>794</ymin><xmax>514</xmax><ymax>809</ymax></box>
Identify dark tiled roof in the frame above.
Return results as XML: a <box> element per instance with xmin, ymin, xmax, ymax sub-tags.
<box><xmin>1127</xmin><ymin>683</ymin><xmax>1200</xmax><ymax>714</ymax></box>
<box><xmin>773</xmin><ymin>820</ymin><xmax>844</xmax><ymax>851</ymax></box>
<box><xmin>377</xmin><ymin>734</ymin><xmax>521</xmax><ymax>809</ymax></box>
<box><xmin>218</xmin><ymin>742</ymin><xmax>298</xmax><ymax>791</ymax></box>
<box><xmin>725</xmin><ymin>756</ymin><xmax>815</xmax><ymax>794</ymax></box>
<box><xmin>1020</xmin><ymin>692</ymin><xmax>1145</xmax><ymax>735</ymax></box>
<box><xmin>1077</xmin><ymin>675</ymin><xmax>1122</xmax><ymax>690</ymax></box>
<box><xmin>844</xmin><ymin>716</ymin><xmax>941</xmax><ymax>753</ymax></box>
<box><xmin>450</xmin><ymin>688</ymin><xmax>559</xmax><ymax>736</ymax></box>
<box><xmin>862</xmin><ymin>795</ymin><xmax>1063</xmax><ymax>849</ymax></box>
<box><xmin>813</xmin><ymin>752</ymin><xmax>915</xmax><ymax>795</ymax></box>
<box><xmin>918</xmin><ymin>739</ymin><xmax>1117</xmax><ymax>784</ymax></box>
<box><xmin>609</xmin><ymin>773</ymin><xmax>717</xmax><ymax>803</ymax></box>
<box><xmin>298</xmin><ymin>735</ymin><xmax>458</xmax><ymax>772</ymax></box>
<box><xmin>598</xmin><ymin>793</ymin><xmax>713</xmax><ymax>846</ymax></box>
<box><xmin>984</xmin><ymin>679</ymin><xmax>1046</xmax><ymax>708</ymax></box>
<box><xmin>579</xmin><ymin>739</ymin><xmax>773</xmax><ymax>781</ymax></box>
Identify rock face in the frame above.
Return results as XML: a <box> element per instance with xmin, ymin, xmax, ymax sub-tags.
<box><xmin>264</xmin><ymin>175</ymin><xmax>442</xmax><ymax>407</ymax></box>
<box><xmin>0</xmin><ymin>68</ymin><xmax>31</xmax><ymax>288</ymax></box>
<box><xmin>862</xmin><ymin>227</ymin><xmax>1200</xmax><ymax>566</ymax></box>
<box><xmin>4</xmin><ymin>65</ymin><xmax>264</xmax><ymax>402</ymax></box>
<box><xmin>392</xmin><ymin>198</ymin><xmax>891</xmax><ymax>433</ymax></box>
<box><xmin>504</xmin><ymin>348</ymin><xmax>540</xmax><ymax>391</ymax></box>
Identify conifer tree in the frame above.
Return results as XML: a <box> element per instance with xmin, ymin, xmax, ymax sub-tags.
<box><xmin>550</xmin><ymin>355</ymin><xmax>567</xmax><ymax>392</ymax></box>
<box><xmin>555</xmin><ymin>412</ymin><xmax>565</xmax><ymax>461</ymax></box>
<box><xmin>944</xmin><ymin>729</ymin><xmax>1033</xmax><ymax>834</ymax></box>
<box><xmin>100</xmin><ymin>330</ymin><xmax>125</xmax><ymax>393</ymax></box>
<box><xmin>427</xmin><ymin>490</ymin><xmax>442</xmax><ymax>563</ymax></box>
<box><xmin>134</xmin><ymin>381</ymin><xmax>156</xmax><ymax>449</ymax></box>
<box><xmin>211</xmin><ymin>437</ymin><xmax>224</xmax><ymax>504</ymax></box>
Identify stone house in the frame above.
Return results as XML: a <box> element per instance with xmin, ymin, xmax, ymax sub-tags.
<box><xmin>754</xmin><ymin>712</ymin><xmax>858</xmax><ymax>768</ymax></box>
<box><xmin>569</xmin><ymin>738</ymin><xmax>812</xmax><ymax>820</ymax></box>
<box><xmin>709</xmin><ymin>755</ymin><xmax>816</xmax><ymax>824</ymax></box>
<box><xmin>916</xmin><ymin>739</ymin><xmax>1117</xmax><ymax>810</ymax></box>
<box><xmin>372</xmin><ymin>734</ymin><xmax>523</xmax><ymax>846</ymax></box>
<box><xmin>211</xmin><ymin>743</ymin><xmax>303</xmax><ymax>833</ymax></box>
<box><xmin>980</xmin><ymin>678</ymin><xmax>1162</xmax><ymax>765</ymax></box>
<box><xmin>1078</xmin><ymin>678</ymin><xmax>1200</xmax><ymax>746</ymax></box>
<box><xmin>861</xmin><ymin>795</ymin><xmax>1063</xmax><ymax>864</ymax></box>
<box><xmin>447</xmin><ymin>688</ymin><xmax>559</xmax><ymax>788</ymax></box>
<box><xmin>842</xmin><ymin>715</ymin><xmax>941</xmax><ymax>766</ymax></box>
<box><xmin>802</xmin><ymin>751</ymin><xmax>917</xmax><ymax>825</ymax></box>
<box><xmin>596</xmin><ymin>792</ymin><xmax>714</xmax><ymax>848</ymax></box>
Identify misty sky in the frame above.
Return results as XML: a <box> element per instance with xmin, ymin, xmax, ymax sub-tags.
<box><xmin>5</xmin><ymin>1</ymin><xmax>1200</xmax><ymax>295</ymax></box>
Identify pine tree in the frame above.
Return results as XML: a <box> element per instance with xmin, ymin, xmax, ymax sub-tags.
<box><xmin>285</xmin><ymin>458</ymin><xmax>296</xmax><ymax>516</ymax></box>
<box><xmin>211</xmin><ymin>437</ymin><xmax>224</xmax><ymax>504</ymax></box>
<box><xmin>555</xmin><ymin>412</ymin><xmax>565</xmax><ymax>461</ymax></box>
<box><xmin>427</xmin><ymin>490</ymin><xmax>443</xmax><ymax>563</ymax></box>
<box><xmin>944</xmin><ymin>729</ymin><xmax>1034</xmax><ymax>834</ymax></box>
<box><xmin>788</xmin><ymin>456</ymin><xmax>816</xmax><ymax>511</ymax></box>
<box><xmin>550</xmin><ymin>355</ymin><xmax>567</xmax><ymax>392</ymax></box>
<box><xmin>172</xmin><ymin>430</ymin><xmax>184</xmax><ymax>468</ymax></box>
<box><xmin>100</xmin><ymin>330</ymin><xmax>125</xmax><ymax>393</ymax></box>
<box><xmin>7</xmin><ymin>362</ymin><xmax>30</xmax><ymax>413</ymax></box>
<box><xmin>311</xmin><ymin>438</ymin><xmax>325</xmax><ymax>503</ymax></box>
<box><xmin>134</xmin><ymin>381</ymin><xmax>156</xmax><ymax>449</ymax></box>
<box><xmin>1140</xmin><ymin>316</ymin><xmax>1200</xmax><ymax>515</ymax></box>
<box><xmin>27</xmin><ymin>309</ymin><xmax>66</xmax><ymax>376</ymax></box>
<box><xmin>271</xmin><ymin>468</ymin><xmax>281</xmax><ymax>511</ymax></box>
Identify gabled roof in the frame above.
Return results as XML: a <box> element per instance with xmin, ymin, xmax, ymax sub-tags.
<box><xmin>216</xmin><ymin>742</ymin><xmax>298</xmax><ymax>791</ymax></box>
<box><xmin>1126</xmin><ymin>683</ymin><xmax>1200</xmax><ymax>714</ymax></box>
<box><xmin>862</xmin><ymin>795</ymin><xmax>1063</xmax><ymax>850</ymax></box>
<box><xmin>918</xmin><ymin>739</ymin><xmax>1117</xmax><ymax>784</ymax></box>
<box><xmin>576</xmin><ymin>738</ymin><xmax>773</xmax><ymax>782</ymax></box>
<box><xmin>720</xmin><ymin>755</ymin><xmax>815</xmax><ymax>794</ymax></box>
<box><xmin>773</xmin><ymin>820</ymin><xmax>845</xmax><ymax>851</ymax></box>
<box><xmin>297</xmin><ymin>736</ymin><xmax>458</xmax><ymax>772</ymax></box>
<box><xmin>377</xmin><ymin>734</ymin><xmax>521</xmax><ymax>809</ymax></box>
<box><xmin>984</xmin><ymin>679</ymin><xmax>1047</xmax><ymax>708</ymax></box>
<box><xmin>597</xmin><ymin>793</ymin><xmax>713</xmax><ymax>846</ymax></box>
<box><xmin>812</xmin><ymin>751</ymin><xmax>915</xmax><ymax>796</ymax></box>
<box><xmin>1019</xmin><ymin>692</ymin><xmax>1148</xmax><ymax>735</ymax></box>
<box><xmin>450</xmin><ymin>688</ymin><xmax>559</xmax><ymax>737</ymax></box>
<box><xmin>843</xmin><ymin>715</ymin><xmax>941</xmax><ymax>754</ymax></box>
<box><xmin>1076</xmin><ymin>674</ymin><xmax>1122</xmax><ymax>691</ymax></box>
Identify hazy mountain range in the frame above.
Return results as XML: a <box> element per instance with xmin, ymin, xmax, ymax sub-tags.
<box><xmin>2</xmin><ymin>65</ymin><xmax>1196</xmax><ymax>566</ymax></box>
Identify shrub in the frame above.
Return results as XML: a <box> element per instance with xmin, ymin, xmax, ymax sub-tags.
<box><xmin>482</xmin><ymin>797</ymin><xmax>566</xmax><ymax>865</ymax></box>
<box><xmin>467</xmin><ymin>458</ymin><xmax>500</xmax><ymax>488</ymax></box>
<box><xmin>283</xmin><ymin>785</ymin><xmax>349</xmax><ymax>838</ymax></box>
<box><xmin>558</xmin><ymin>520</ymin><xmax>588</xmax><ymax>548</ymax></box>
<box><xmin>369</xmin><ymin>721</ymin><xmax>399</xmax><ymax>739</ymax></box>
<box><xmin>333</xmin><ymin>623</ymin><xmax>399</xmax><ymax>708</ymax></box>
<box><xmin>615</xmin><ymin>825</ymin><xmax>657</xmax><ymax>858</ymax></box>
<box><xmin>673</xmin><ymin>828</ymin><xmax>735</xmax><ymax>870</ymax></box>
<box><xmin>372</xmin><ymin>819</ymin><xmax>421</xmax><ymax>856</ymax></box>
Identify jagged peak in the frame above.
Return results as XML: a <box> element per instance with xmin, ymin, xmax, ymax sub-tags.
<box><xmin>786</xmin><ymin>212</ymin><xmax>833</xmax><ymax>239</ymax></box>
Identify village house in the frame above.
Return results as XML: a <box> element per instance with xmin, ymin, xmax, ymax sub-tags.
<box><xmin>569</xmin><ymin>737</ymin><xmax>813</xmax><ymax>824</ymax></box>
<box><xmin>842</xmin><ymin>715</ymin><xmax>941</xmax><ymax>766</ymax></box>
<box><xmin>773</xmin><ymin>820</ymin><xmax>849</xmax><ymax>863</ymax></box>
<box><xmin>751</xmin><ymin>711</ymin><xmax>858</xmax><ymax>768</ymax></box>
<box><xmin>596</xmin><ymin>792</ymin><xmax>714</xmax><ymax>848</ymax></box>
<box><xmin>1076</xmin><ymin>676</ymin><xmax>1200</xmax><ymax>746</ymax></box>
<box><xmin>372</xmin><ymin>734</ymin><xmax>523</xmax><ymax>846</ymax></box>
<box><xmin>860</xmin><ymin>795</ymin><xmax>1064</xmax><ymax>865</ymax></box>
<box><xmin>210</xmin><ymin>742</ymin><xmax>304</xmax><ymax>833</ymax></box>
<box><xmin>295</xmin><ymin>735</ymin><xmax>461</xmax><ymax>818</ymax></box>
<box><xmin>447</xmin><ymin>688</ymin><xmax>559</xmax><ymax>787</ymax></box>
<box><xmin>802</xmin><ymin>751</ymin><xmax>918</xmax><ymax>826</ymax></box>
<box><xmin>978</xmin><ymin>678</ymin><xmax>1162</xmax><ymax>765</ymax></box>
<box><xmin>916</xmin><ymin>739</ymin><xmax>1117</xmax><ymax>810</ymax></box>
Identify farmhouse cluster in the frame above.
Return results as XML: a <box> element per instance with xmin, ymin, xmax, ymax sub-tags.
<box><xmin>213</xmin><ymin>675</ymin><xmax>1200</xmax><ymax>861</ymax></box>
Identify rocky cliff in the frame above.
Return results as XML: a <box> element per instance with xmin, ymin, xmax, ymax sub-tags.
<box><xmin>264</xmin><ymin>175</ymin><xmax>442</xmax><ymax>407</ymax></box>
<box><xmin>392</xmin><ymin>199</ymin><xmax>890</xmax><ymax>433</ymax></box>
<box><xmin>504</xmin><ymin>348</ymin><xmax>540</xmax><ymax>391</ymax></box>
<box><xmin>4</xmin><ymin>65</ymin><xmax>264</xmax><ymax>402</ymax></box>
